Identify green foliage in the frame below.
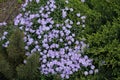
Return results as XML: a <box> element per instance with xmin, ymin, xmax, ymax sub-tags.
<box><xmin>16</xmin><ymin>53</ymin><xmax>40</xmax><ymax>80</ymax></box>
<box><xmin>0</xmin><ymin>0</ymin><xmax>120</xmax><ymax>80</ymax></box>
<box><xmin>7</xmin><ymin>29</ymin><xmax>25</xmax><ymax>67</ymax></box>
<box><xmin>0</xmin><ymin>53</ymin><xmax>13</xmax><ymax>80</ymax></box>
<box><xmin>82</xmin><ymin>0</ymin><xmax>120</xmax><ymax>80</ymax></box>
<box><xmin>0</xmin><ymin>27</ymin><xmax>26</xmax><ymax>80</ymax></box>
<box><xmin>85</xmin><ymin>22</ymin><xmax>120</xmax><ymax>80</ymax></box>
<box><xmin>0</xmin><ymin>29</ymin><xmax>41</xmax><ymax>80</ymax></box>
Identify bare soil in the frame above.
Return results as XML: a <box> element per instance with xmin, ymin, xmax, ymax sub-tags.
<box><xmin>0</xmin><ymin>0</ymin><xmax>23</xmax><ymax>23</ymax></box>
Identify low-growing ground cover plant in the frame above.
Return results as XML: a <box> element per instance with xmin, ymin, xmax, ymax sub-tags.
<box><xmin>0</xmin><ymin>0</ymin><xmax>98</xmax><ymax>80</ymax></box>
<box><xmin>13</xmin><ymin>0</ymin><xmax>98</xmax><ymax>79</ymax></box>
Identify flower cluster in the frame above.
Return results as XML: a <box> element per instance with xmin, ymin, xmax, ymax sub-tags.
<box><xmin>0</xmin><ymin>22</ymin><xmax>7</xmax><ymax>26</ymax></box>
<box><xmin>0</xmin><ymin>0</ymin><xmax>97</xmax><ymax>79</ymax></box>
<box><xmin>0</xmin><ymin>31</ymin><xmax>9</xmax><ymax>47</ymax></box>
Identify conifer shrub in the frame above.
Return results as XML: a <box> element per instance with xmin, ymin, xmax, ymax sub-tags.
<box><xmin>0</xmin><ymin>52</ymin><xmax>13</xmax><ymax>80</ymax></box>
<box><xmin>85</xmin><ymin>22</ymin><xmax>120</xmax><ymax>80</ymax></box>
<box><xmin>0</xmin><ymin>27</ymin><xmax>26</xmax><ymax>80</ymax></box>
<box><xmin>82</xmin><ymin>0</ymin><xmax>120</xmax><ymax>80</ymax></box>
<box><xmin>7</xmin><ymin>28</ymin><xmax>25</xmax><ymax>67</ymax></box>
<box><xmin>16</xmin><ymin>53</ymin><xmax>40</xmax><ymax>80</ymax></box>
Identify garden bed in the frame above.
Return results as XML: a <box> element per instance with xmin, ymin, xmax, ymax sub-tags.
<box><xmin>0</xmin><ymin>0</ymin><xmax>120</xmax><ymax>80</ymax></box>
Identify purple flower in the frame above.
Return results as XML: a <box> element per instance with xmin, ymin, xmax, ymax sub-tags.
<box><xmin>36</xmin><ymin>0</ymin><xmax>39</xmax><ymax>3</ymax></box>
<box><xmin>66</xmin><ymin>24</ymin><xmax>72</xmax><ymax>28</ymax></box>
<box><xmin>71</xmin><ymin>38</ymin><xmax>75</xmax><ymax>42</ymax></box>
<box><xmin>76</xmin><ymin>13</ymin><xmax>81</xmax><ymax>17</ymax></box>
<box><xmin>84</xmin><ymin>55</ymin><xmax>88</xmax><ymax>59</ymax></box>
<box><xmin>68</xmin><ymin>41</ymin><xmax>72</xmax><ymax>45</ymax></box>
<box><xmin>34</xmin><ymin>41</ymin><xmax>38</xmax><ymax>44</ymax></box>
<box><xmin>89</xmin><ymin>70</ymin><xmax>93</xmax><ymax>74</ymax></box>
<box><xmin>82</xmin><ymin>24</ymin><xmax>85</xmax><ymax>28</ymax></box>
<box><xmin>55</xmin><ymin>44</ymin><xmax>59</xmax><ymax>48</ymax></box>
<box><xmin>65</xmin><ymin>0</ymin><xmax>69</xmax><ymax>4</ymax></box>
<box><xmin>1</xmin><ymin>36</ymin><xmax>6</xmax><ymax>40</ymax></box>
<box><xmin>65</xmin><ymin>7</ymin><xmax>69</xmax><ymax>11</ymax></box>
<box><xmin>84</xmin><ymin>71</ymin><xmax>88</xmax><ymax>76</ymax></box>
<box><xmin>41</xmin><ymin>64</ymin><xmax>46</xmax><ymax>68</ymax></box>
<box><xmin>76</xmin><ymin>21</ymin><xmax>80</xmax><ymax>25</ymax></box>
<box><xmin>43</xmin><ymin>43</ymin><xmax>49</xmax><ymax>49</ymax></box>
<box><xmin>75</xmin><ymin>40</ymin><xmax>79</xmax><ymax>45</ymax></box>
<box><xmin>39</xmin><ymin>10</ymin><xmax>43</xmax><ymax>13</ymax></box>
<box><xmin>2</xmin><ymin>22</ymin><xmax>7</xmax><ymax>26</ymax></box>
<box><xmin>14</xmin><ymin>19</ymin><xmax>19</xmax><ymax>25</ymax></box>
<box><xmin>60</xmin><ymin>31</ymin><xmax>64</xmax><ymax>37</ymax></box>
<box><xmin>42</xmin><ymin>59</ymin><xmax>47</xmax><ymax>63</ymax></box>
<box><xmin>38</xmin><ymin>35</ymin><xmax>41</xmax><ymax>39</ymax></box>
<box><xmin>70</xmin><ymin>8</ymin><xmax>73</xmax><ymax>12</ymax></box>
<box><xmin>43</xmin><ymin>50</ymin><xmax>47</xmax><ymax>53</ymax></box>
<box><xmin>35</xmin><ymin>45</ymin><xmax>40</xmax><ymax>49</ymax></box>
<box><xmin>65</xmin><ymin>75</ymin><xmax>69</xmax><ymax>79</ymax></box>
<box><xmin>56</xmin><ymin>24</ymin><xmax>60</xmax><ymax>27</ymax></box>
<box><xmin>20</xmin><ymin>18</ymin><xmax>25</xmax><ymax>25</ymax></box>
<box><xmin>70</xmin><ymin>20</ymin><xmax>73</xmax><ymax>24</ymax></box>
<box><xmin>29</xmin><ymin>29</ymin><xmax>35</xmax><ymax>33</ymax></box>
<box><xmin>61</xmin><ymin>74</ymin><xmax>65</xmax><ymax>78</ymax></box>
<box><xmin>81</xmin><ymin>16</ymin><xmax>86</xmax><ymax>19</ymax></box>
<box><xmin>60</xmin><ymin>38</ymin><xmax>63</xmax><ymax>42</ymax></box>
<box><xmin>62</xmin><ymin>9</ymin><xmax>67</xmax><ymax>18</ymax></box>
<box><xmin>94</xmin><ymin>69</ymin><xmax>99</xmax><ymax>73</ymax></box>
<box><xmin>25</xmin><ymin>46</ymin><xmax>29</xmax><ymax>50</ymax></box>
<box><xmin>72</xmin><ymin>33</ymin><xmax>75</xmax><ymax>37</ymax></box>
<box><xmin>50</xmin><ymin>20</ymin><xmax>54</xmax><ymax>24</ymax></box>
<box><xmin>3</xmin><ymin>31</ymin><xmax>8</xmax><ymax>35</ymax></box>
<box><xmin>29</xmin><ymin>14</ymin><xmax>35</xmax><ymax>19</ymax></box>
<box><xmin>64</xmin><ymin>19</ymin><xmax>69</xmax><ymax>23</ymax></box>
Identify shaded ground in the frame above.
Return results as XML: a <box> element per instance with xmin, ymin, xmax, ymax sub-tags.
<box><xmin>0</xmin><ymin>0</ymin><xmax>23</xmax><ymax>23</ymax></box>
